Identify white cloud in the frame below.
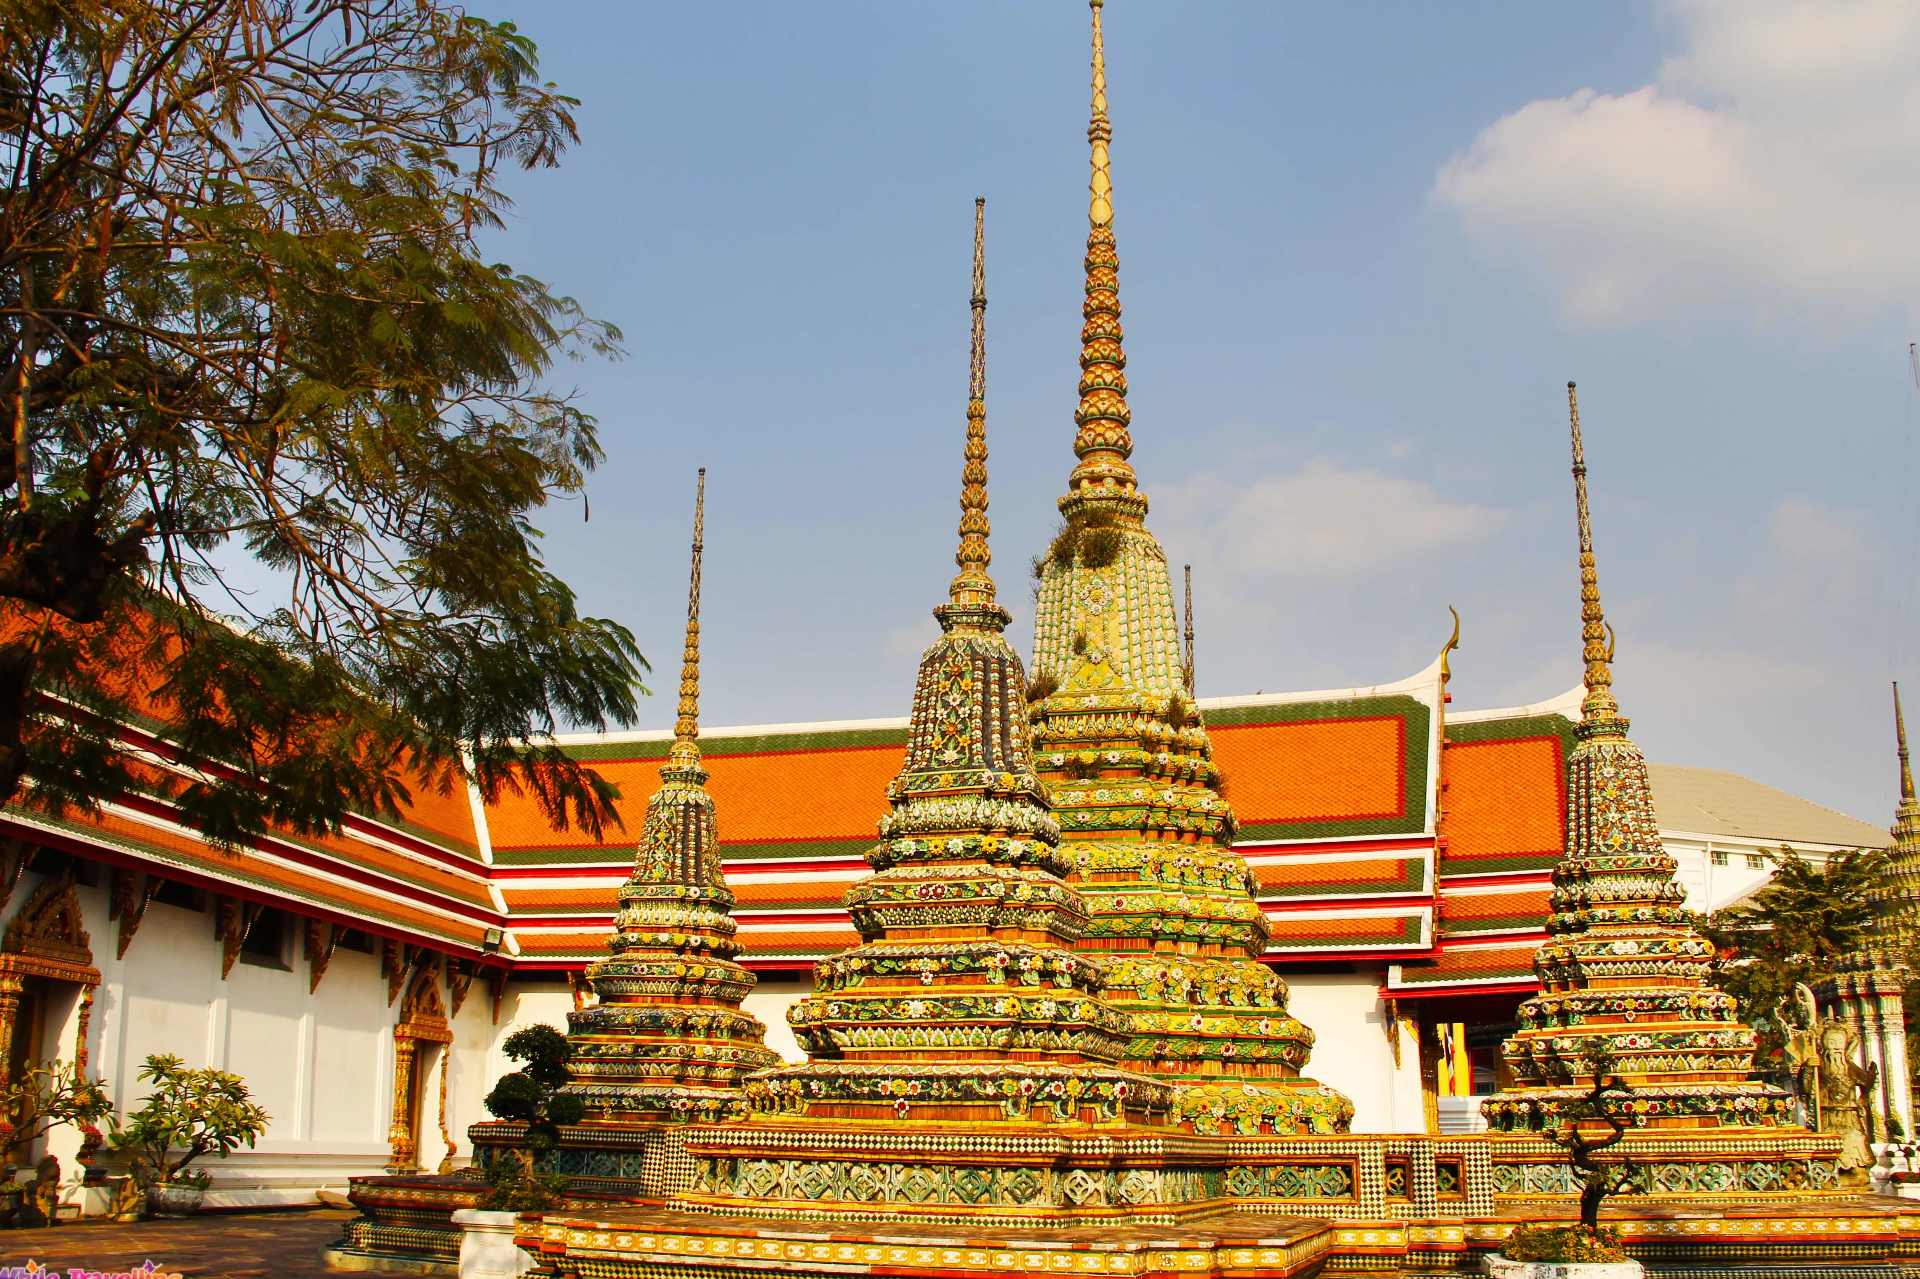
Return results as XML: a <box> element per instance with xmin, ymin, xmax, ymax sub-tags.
<box><xmin>1734</xmin><ymin>496</ymin><xmax>1870</xmax><ymax>618</ymax></box>
<box><xmin>1432</xmin><ymin>0</ymin><xmax>1920</xmax><ymax>327</ymax></box>
<box><xmin>1160</xmin><ymin>457</ymin><xmax>1509</xmax><ymax>582</ymax></box>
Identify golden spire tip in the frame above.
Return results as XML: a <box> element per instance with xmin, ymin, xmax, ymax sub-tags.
<box><xmin>1897</xmin><ymin>681</ymin><xmax>1915</xmax><ymax>803</ymax></box>
<box><xmin>950</xmin><ymin>199</ymin><xmax>996</xmax><ymax>612</ymax></box>
<box><xmin>1568</xmin><ymin>381</ymin><xmax>1617</xmax><ymax>723</ymax></box>
<box><xmin>669</xmin><ymin>469</ymin><xmax>706</xmax><ymax>765</ymax></box>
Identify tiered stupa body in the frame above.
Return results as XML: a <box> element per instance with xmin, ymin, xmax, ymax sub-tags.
<box><xmin>1483</xmin><ymin>386</ymin><xmax>1792</xmax><ymax>1133</ymax></box>
<box><xmin>1024</xmin><ymin>0</ymin><xmax>1350</xmax><ymax>1139</ymax></box>
<box><xmin>562</xmin><ymin>472</ymin><xmax>781</xmax><ymax>1122</ymax></box>
<box><xmin>1810</xmin><ymin>683</ymin><xmax>1920</xmax><ymax>1140</ymax></box>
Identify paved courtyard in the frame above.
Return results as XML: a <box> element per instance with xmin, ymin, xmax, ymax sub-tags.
<box><xmin>0</xmin><ymin>1207</ymin><xmax>357</xmax><ymax>1278</ymax></box>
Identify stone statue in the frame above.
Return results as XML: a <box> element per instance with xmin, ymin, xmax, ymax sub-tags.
<box><xmin>1802</xmin><ymin>1017</ymin><xmax>1878</xmax><ymax>1170</ymax></box>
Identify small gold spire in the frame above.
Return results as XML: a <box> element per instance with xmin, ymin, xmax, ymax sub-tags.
<box><xmin>1069</xmin><ymin>0</ymin><xmax>1137</xmax><ymax>498</ymax></box>
<box><xmin>1183</xmin><ymin>563</ymin><xmax>1194</xmax><ymax>696</ymax></box>
<box><xmin>1568</xmin><ymin>382</ymin><xmax>1618</xmax><ymax>723</ymax></box>
<box><xmin>1089</xmin><ymin>0</ymin><xmax>1112</xmax><ymax>231</ymax></box>
<box><xmin>951</xmin><ymin>198</ymin><xmax>996</xmax><ymax>610</ymax></box>
<box><xmin>1898</xmin><ymin>681</ymin><xmax>1915</xmax><ymax>804</ymax></box>
<box><xmin>669</xmin><ymin>469</ymin><xmax>706</xmax><ymax>770</ymax></box>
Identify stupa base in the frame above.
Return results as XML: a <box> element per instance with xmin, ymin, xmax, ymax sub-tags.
<box><xmin>677</xmin><ymin>1121</ymin><xmax>1238</xmax><ymax>1226</ymax></box>
<box><xmin>515</xmin><ymin>1192</ymin><xmax>1920</xmax><ymax>1279</ymax></box>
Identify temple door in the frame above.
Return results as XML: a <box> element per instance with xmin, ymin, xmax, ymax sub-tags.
<box><xmin>387</xmin><ymin>965</ymin><xmax>452</xmax><ymax>1173</ymax></box>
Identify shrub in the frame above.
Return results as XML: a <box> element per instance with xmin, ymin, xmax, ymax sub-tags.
<box><xmin>1502</xmin><ymin>1223</ymin><xmax>1627</xmax><ymax>1264</ymax></box>
<box><xmin>480</xmin><ymin>1024</ymin><xmax>582</xmax><ymax>1212</ymax></box>
<box><xmin>108</xmin><ymin>1055</ymin><xmax>269</xmax><ymax>1188</ymax></box>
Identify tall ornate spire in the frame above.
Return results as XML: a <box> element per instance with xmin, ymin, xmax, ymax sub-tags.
<box><xmin>1068</xmin><ymin>0</ymin><xmax>1137</xmax><ymax>499</ymax></box>
<box><xmin>562</xmin><ymin>470</ymin><xmax>780</xmax><ymax>1124</ymax></box>
<box><xmin>669</xmin><ymin>468</ymin><xmax>706</xmax><ymax>771</ymax></box>
<box><xmin>950</xmin><ymin>199</ymin><xmax>995</xmax><ymax>611</ymax></box>
<box><xmin>1853</xmin><ymin>681</ymin><xmax>1920</xmax><ymax>958</ymax></box>
<box><xmin>1568</xmin><ymin>382</ymin><xmax>1617</xmax><ymax>724</ymax></box>
<box><xmin>1485</xmin><ymin>385</ymin><xmax>1789</xmax><ymax>1136</ymax></box>
<box><xmin>1899</xmin><ymin>682</ymin><xmax>1916</xmax><ymax>812</ymax></box>
<box><xmin>1026</xmin><ymin>0</ymin><xmax>1349</xmax><ymax>1142</ymax></box>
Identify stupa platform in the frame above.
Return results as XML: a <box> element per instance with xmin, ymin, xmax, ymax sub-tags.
<box><xmin>520</xmin><ymin>1205</ymin><xmax>1344</xmax><ymax>1279</ymax></box>
<box><xmin>513</xmin><ymin>1194</ymin><xmax>1920</xmax><ymax>1279</ymax></box>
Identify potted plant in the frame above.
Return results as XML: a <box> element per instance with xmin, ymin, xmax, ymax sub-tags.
<box><xmin>107</xmin><ymin>1054</ymin><xmax>269</xmax><ymax>1218</ymax></box>
<box><xmin>475</xmin><ymin>1025</ymin><xmax>582</xmax><ymax>1212</ymax></box>
<box><xmin>450</xmin><ymin>1026</ymin><xmax>582</xmax><ymax>1277</ymax></box>
<box><xmin>0</xmin><ymin>1059</ymin><xmax>112</xmax><ymax>1227</ymax></box>
<box><xmin>1485</xmin><ymin>1050</ymin><xmax>1644</xmax><ymax>1279</ymax></box>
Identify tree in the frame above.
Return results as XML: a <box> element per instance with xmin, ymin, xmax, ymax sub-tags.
<box><xmin>107</xmin><ymin>1053</ymin><xmax>269</xmax><ymax>1187</ymax></box>
<box><xmin>0</xmin><ymin>1057</ymin><xmax>112</xmax><ymax>1166</ymax></box>
<box><xmin>1547</xmin><ymin>1052</ymin><xmax>1640</xmax><ymax>1232</ymax></box>
<box><xmin>1698</xmin><ymin>845</ymin><xmax>1886</xmax><ymax>1070</ymax></box>
<box><xmin>0</xmin><ymin>0</ymin><xmax>645</xmax><ymax>850</ymax></box>
<box><xmin>480</xmin><ymin>1022</ymin><xmax>581</xmax><ymax>1211</ymax></box>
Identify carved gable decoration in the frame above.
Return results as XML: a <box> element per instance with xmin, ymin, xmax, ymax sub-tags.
<box><xmin>4</xmin><ymin>876</ymin><xmax>93</xmax><ymax>969</ymax></box>
<box><xmin>397</xmin><ymin>966</ymin><xmax>451</xmax><ymax>1044</ymax></box>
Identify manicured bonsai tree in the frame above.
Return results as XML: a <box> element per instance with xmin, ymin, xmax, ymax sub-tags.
<box><xmin>1504</xmin><ymin>1049</ymin><xmax>1639</xmax><ymax>1263</ymax></box>
<box><xmin>481</xmin><ymin>1024</ymin><xmax>583</xmax><ymax>1211</ymax></box>
<box><xmin>107</xmin><ymin>1054</ymin><xmax>270</xmax><ymax>1190</ymax></box>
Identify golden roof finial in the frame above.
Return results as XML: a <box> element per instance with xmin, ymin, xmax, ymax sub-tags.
<box><xmin>1439</xmin><ymin>605</ymin><xmax>1461</xmax><ymax>694</ymax></box>
<box><xmin>950</xmin><ymin>198</ymin><xmax>997</xmax><ymax>611</ymax></box>
<box><xmin>1068</xmin><ymin>0</ymin><xmax>1137</xmax><ymax>498</ymax></box>
<box><xmin>668</xmin><ymin>469</ymin><xmax>706</xmax><ymax>770</ymax></box>
<box><xmin>1898</xmin><ymin>681</ymin><xmax>1916</xmax><ymax>804</ymax></box>
<box><xmin>1568</xmin><ymin>382</ymin><xmax>1618</xmax><ymax>723</ymax></box>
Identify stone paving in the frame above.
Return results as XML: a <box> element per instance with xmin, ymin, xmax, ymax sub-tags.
<box><xmin>0</xmin><ymin>1207</ymin><xmax>356</xmax><ymax>1277</ymax></box>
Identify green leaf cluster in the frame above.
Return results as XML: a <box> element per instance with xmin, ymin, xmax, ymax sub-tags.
<box><xmin>479</xmin><ymin>1022</ymin><xmax>580</xmax><ymax>1211</ymax></box>
<box><xmin>0</xmin><ymin>0</ymin><xmax>650</xmax><ymax>848</ymax></box>
<box><xmin>106</xmin><ymin>1053</ymin><xmax>269</xmax><ymax>1187</ymax></box>
<box><xmin>0</xmin><ymin>1056</ymin><xmax>112</xmax><ymax>1162</ymax></box>
<box><xmin>1697</xmin><ymin>845</ymin><xmax>1887</xmax><ymax>1067</ymax></box>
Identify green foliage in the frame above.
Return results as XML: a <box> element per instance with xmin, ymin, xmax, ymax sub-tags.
<box><xmin>1025</xmin><ymin>670</ymin><xmax>1060</xmax><ymax>703</ymax></box>
<box><xmin>1503</xmin><ymin>1224</ymin><xmax>1627</xmax><ymax>1264</ymax></box>
<box><xmin>107</xmin><ymin>1054</ymin><xmax>269</xmax><ymax>1187</ymax></box>
<box><xmin>0</xmin><ymin>0</ymin><xmax>649</xmax><ymax>848</ymax></box>
<box><xmin>0</xmin><ymin>1058</ymin><xmax>112</xmax><ymax>1156</ymax></box>
<box><xmin>1042</xmin><ymin>509</ymin><xmax>1123</xmax><ymax>572</ymax></box>
<box><xmin>1698</xmin><ymin>845</ymin><xmax>1887</xmax><ymax>1068</ymax></box>
<box><xmin>480</xmin><ymin>1023</ymin><xmax>577</xmax><ymax>1211</ymax></box>
<box><xmin>480</xmin><ymin>1149</ymin><xmax>569</xmax><ymax>1213</ymax></box>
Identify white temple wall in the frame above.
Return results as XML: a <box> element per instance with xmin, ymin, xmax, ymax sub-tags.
<box><xmin>1281</xmin><ymin>968</ymin><xmax>1422</xmax><ymax>1134</ymax></box>
<box><xmin>743</xmin><ymin>974</ymin><xmax>810</xmax><ymax>1063</ymax></box>
<box><xmin>0</xmin><ymin>868</ymin><xmax>507</xmax><ymax>1209</ymax></box>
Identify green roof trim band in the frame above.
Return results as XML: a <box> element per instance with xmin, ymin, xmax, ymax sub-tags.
<box><xmin>559</xmin><ymin>726</ymin><xmax>909</xmax><ymax>764</ymax></box>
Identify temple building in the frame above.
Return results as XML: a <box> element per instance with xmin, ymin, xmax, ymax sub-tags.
<box><xmin>0</xmin><ymin>4</ymin><xmax>1901</xmax><ymax>1252</ymax></box>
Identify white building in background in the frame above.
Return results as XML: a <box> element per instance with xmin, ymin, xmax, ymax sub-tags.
<box><xmin>1650</xmin><ymin>763</ymin><xmax>1893</xmax><ymax>912</ymax></box>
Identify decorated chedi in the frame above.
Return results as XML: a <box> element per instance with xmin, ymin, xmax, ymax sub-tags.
<box><xmin>1025</xmin><ymin>0</ymin><xmax>1350</xmax><ymax>1139</ymax></box>
<box><xmin>1483</xmin><ymin>385</ymin><xmax>1793</xmax><ymax>1134</ymax></box>
<box><xmin>561</xmin><ymin>471</ymin><xmax>781</xmax><ymax>1123</ymax></box>
<box><xmin>755</xmin><ymin>200</ymin><xmax>1163</xmax><ymax>1132</ymax></box>
<box><xmin>1810</xmin><ymin>682</ymin><xmax>1920</xmax><ymax>1143</ymax></box>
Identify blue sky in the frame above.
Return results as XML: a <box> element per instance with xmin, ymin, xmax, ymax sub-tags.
<box><xmin>481</xmin><ymin>0</ymin><xmax>1920</xmax><ymax>827</ymax></box>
